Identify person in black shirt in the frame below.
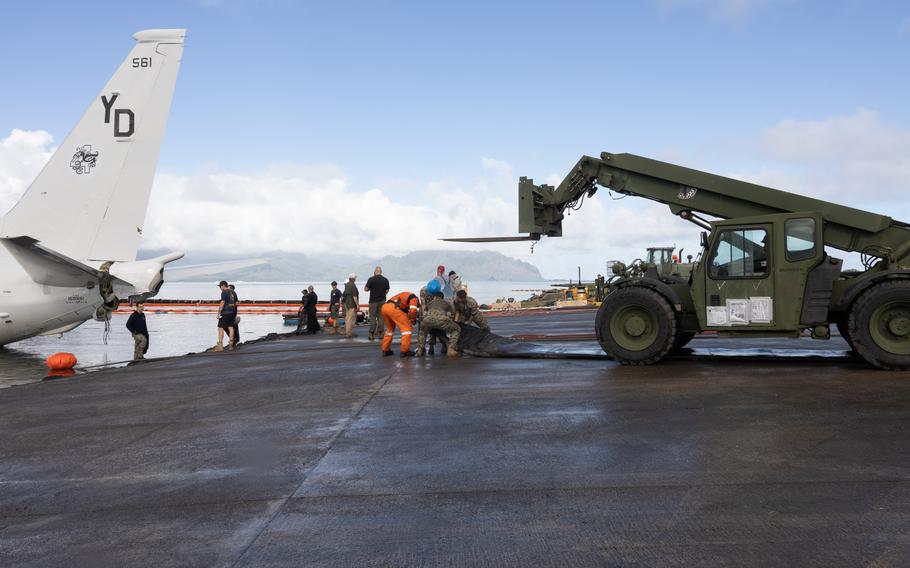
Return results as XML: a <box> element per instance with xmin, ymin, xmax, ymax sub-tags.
<box><xmin>328</xmin><ymin>281</ymin><xmax>342</xmax><ymax>334</ymax></box>
<box><xmin>364</xmin><ymin>266</ymin><xmax>390</xmax><ymax>341</ymax></box>
<box><xmin>302</xmin><ymin>288</ymin><xmax>310</xmax><ymax>335</ymax></box>
<box><xmin>216</xmin><ymin>280</ymin><xmax>237</xmax><ymax>351</ymax></box>
<box><xmin>229</xmin><ymin>284</ymin><xmax>241</xmax><ymax>344</ymax></box>
<box><xmin>305</xmin><ymin>285</ymin><xmax>320</xmax><ymax>334</ymax></box>
<box><xmin>125</xmin><ymin>303</ymin><xmax>149</xmax><ymax>360</ymax></box>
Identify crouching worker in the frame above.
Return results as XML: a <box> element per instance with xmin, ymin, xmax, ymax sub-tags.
<box><xmin>126</xmin><ymin>303</ymin><xmax>149</xmax><ymax>360</ymax></box>
<box><xmin>381</xmin><ymin>291</ymin><xmax>420</xmax><ymax>358</ymax></box>
<box><xmin>417</xmin><ymin>291</ymin><xmax>460</xmax><ymax>358</ymax></box>
<box><xmin>454</xmin><ymin>290</ymin><xmax>490</xmax><ymax>332</ymax></box>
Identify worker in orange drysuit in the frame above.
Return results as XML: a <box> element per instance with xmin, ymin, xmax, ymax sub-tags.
<box><xmin>381</xmin><ymin>291</ymin><xmax>420</xmax><ymax>357</ymax></box>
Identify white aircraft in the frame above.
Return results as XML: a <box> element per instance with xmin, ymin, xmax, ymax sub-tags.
<box><xmin>0</xmin><ymin>29</ymin><xmax>194</xmax><ymax>346</ymax></box>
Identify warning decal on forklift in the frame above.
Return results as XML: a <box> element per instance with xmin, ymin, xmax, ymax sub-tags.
<box><xmin>707</xmin><ymin>297</ymin><xmax>773</xmax><ymax>327</ymax></box>
<box><xmin>749</xmin><ymin>297</ymin><xmax>773</xmax><ymax>323</ymax></box>
<box><xmin>707</xmin><ymin>306</ymin><xmax>730</xmax><ymax>326</ymax></box>
<box><xmin>727</xmin><ymin>299</ymin><xmax>750</xmax><ymax>325</ymax></box>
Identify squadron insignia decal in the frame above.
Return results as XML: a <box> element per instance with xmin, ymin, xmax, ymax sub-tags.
<box><xmin>678</xmin><ymin>186</ymin><xmax>698</xmax><ymax>200</ymax></box>
<box><xmin>70</xmin><ymin>145</ymin><xmax>99</xmax><ymax>174</ymax></box>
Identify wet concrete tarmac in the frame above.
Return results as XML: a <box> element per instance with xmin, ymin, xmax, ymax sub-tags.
<box><xmin>1</xmin><ymin>309</ymin><xmax>909</xmax><ymax>567</ymax></box>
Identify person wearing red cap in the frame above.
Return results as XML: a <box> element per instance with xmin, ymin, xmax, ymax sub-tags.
<box><xmin>433</xmin><ymin>265</ymin><xmax>449</xmax><ymax>299</ymax></box>
<box><xmin>380</xmin><ymin>291</ymin><xmax>420</xmax><ymax>357</ymax></box>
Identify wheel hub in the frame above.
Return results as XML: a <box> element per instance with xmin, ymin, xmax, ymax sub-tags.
<box><xmin>609</xmin><ymin>305</ymin><xmax>659</xmax><ymax>352</ymax></box>
<box><xmin>869</xmin><ymin>301</ymin><xmax>910</xmax><ymax>356</ymax></box>
<box><xmin>624</xmin><ymin>315</ymin><xmax>646</xmax><ymax>337</ymax></box>
<box><xmin>888</xmin><ymin>316</ymin><xmax>910</xmax><ymax>337</ymax></box>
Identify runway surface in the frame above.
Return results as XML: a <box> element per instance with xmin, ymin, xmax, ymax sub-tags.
<box><xmin>1</xmin><ymin>309</ymin><xmax>909</xmax><ymax>567</ymax></box>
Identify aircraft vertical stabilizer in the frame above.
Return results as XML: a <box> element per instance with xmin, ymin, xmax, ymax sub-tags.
<box><xmin>0</xmin><ymin>29</ymin><xmax>185</xmax><ymax>262</ymax></box>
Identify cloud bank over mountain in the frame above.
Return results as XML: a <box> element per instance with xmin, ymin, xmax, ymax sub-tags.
<box><xmin>2</xmin><ymin>108</ymin><xmax>909</xmax><ymax>278</ymax></box>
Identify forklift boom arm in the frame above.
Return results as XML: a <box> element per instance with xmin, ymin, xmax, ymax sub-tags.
<box><xmin>520</xmin><ymin>152</ymin><xmax>910</xmax><ymax>262</ymax></box>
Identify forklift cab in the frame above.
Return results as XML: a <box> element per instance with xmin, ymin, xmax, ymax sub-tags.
<box><xmin>646</xmin><ymin>247</ymin><xmax>675</xmax><ymax>266</ymax></box>
<box><xmin>689</xmin><ymin>212</ymin><xmax>829</xmax><ymax>332</ymax></box>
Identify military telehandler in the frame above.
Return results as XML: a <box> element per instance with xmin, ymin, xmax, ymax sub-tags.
<box><xmin>448</xmin><ymin>152</ymin><xmax>910</xmax><ymax>370</ymax></box>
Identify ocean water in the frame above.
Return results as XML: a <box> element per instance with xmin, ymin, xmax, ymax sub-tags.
<box><xmin>156</xmin><ymin>280</ymin><xmax>553</xmax><ymax>304</ymax></box>
<box><xmin>0</xmin><ymin>280</ymin><xmax>555</xmax><ymax>388</ymax></box>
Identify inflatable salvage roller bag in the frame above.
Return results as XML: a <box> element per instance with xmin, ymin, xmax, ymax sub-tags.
<box><xmin>47</xmin><ymin>352</ymin><xmax>78</xmax><ymax>370</ymax></box>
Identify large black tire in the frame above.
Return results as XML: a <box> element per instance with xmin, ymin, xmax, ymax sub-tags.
<box><xmin>847</xmin><ymin>281</ymin><xmax>910</xmax><ymax>370</ymax></box>
<box><xmin>595</xmin><ymin>286</ymin><xmax>678</xmax><ymax>365</ymax></box>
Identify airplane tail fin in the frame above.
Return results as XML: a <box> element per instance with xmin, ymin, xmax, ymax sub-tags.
<box><xmin>0</xmin><ymin>29</ymin><xmax>185</xmax><ymax>262</ymax></box>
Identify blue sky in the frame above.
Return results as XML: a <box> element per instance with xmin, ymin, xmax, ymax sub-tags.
<box><xmin>1</xmin><ymin>0</ymin><xmax>909</xmax><ymax>277</ymax></box>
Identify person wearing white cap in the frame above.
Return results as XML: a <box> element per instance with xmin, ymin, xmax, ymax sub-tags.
<box><xmin>342</xmin><ymin>273</ymin><xmax>360</xmax><ymax>338</ymax></box>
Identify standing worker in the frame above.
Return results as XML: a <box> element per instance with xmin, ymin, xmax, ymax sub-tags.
<box><xmin>342</xmin><ymin>274</ymin><xmax>360</xmax><ymax>339</ymax></box>
<box><xmin>364</xmin><ymin>266</ymin><xmax>390</xmax><ymax>341</ymax></box>
<box><xmin>446</xmin><ymin>270</ymin><xmax>460</xmax><ymax>297</ymax></box>
<box><xmin>305</xmin><ymin>285</ymin><xmax>320</xmax><ymax>334</ymax></box>
<box><xmin>381</xmin><ymin>291</ymin><xmax>420</xmax><ymax>357</ymax></box>
<box><xmin>125</xmin><ymin>302</ymin><xmax>149</xmax><ymax>360</ymax></box>
<box><xmin>433</xmin><ymin>265</ymin><xmax>449</xmax><ymax>299</ymax></box>
<box><xmin>328</xmin><ymin>280</ymin><xmax>342</xmax><ymax>334</ymax></box>
<box><xmin>295</xmin><ymin>287</ymin><xmax>310</xmax><ymax>335</ymax></box>
<box><xmin>454</xmin><ymin>289</ymin><xmax>491</xmax><ymax>332</ymax></box>
<box><xmin>416</xmin><ymin>291</ymin><xmax>460</xmax><ymax>358</ymax></box>
<box><xmin>229</xmin><ymin>284</ymin><xmax>241</xmax><ymax>343</ymax></box>
<box><xmin>216</xmin><ymin>280</ymin><xmax>237</xmax><ymax>351</ymax></box>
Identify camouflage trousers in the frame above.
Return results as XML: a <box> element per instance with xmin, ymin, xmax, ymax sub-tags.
<box><xmin>470</xmin><ymin>312</ymin><xmax>491</xmax><ymax>332</ymax></box>
<box><xmin>417</xmin><ymin>313</ymin><xmax>460</xmax><ymax>351</ymax></box>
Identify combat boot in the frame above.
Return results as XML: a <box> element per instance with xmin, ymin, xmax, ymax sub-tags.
<box><xmin>214</xmin><ymin>343</ymin><xmax>223</xmax><ymax>352</ymax></box>
<box><xmin>416</xmin><ymin>348</ymin><xmax>425</xmax><ymax>357</ymax></box>
<box><xmin>400</xmin><ymin>351</ymin><xmax>415</xmax><ymax>358</ymax></box>
<box><xmin>382</xmin><ymin>350</ymin><xmax>394</xmax><ymax>357</ymax></box>
<box><xmin>447</xmin><ymin>347</ymin><xmax>460</xmax><ymax>358</ymax></box>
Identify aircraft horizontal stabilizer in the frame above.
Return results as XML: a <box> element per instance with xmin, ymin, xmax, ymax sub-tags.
<box><xmin>0</xmin><ymin>237</ymin><xmax>130</xmax><ymax>288</ymax></box>
<box><xmin>164</xmin><ymin>258</ymin><xmax>269</xmax><ymax>280</ymax></box>
<box><xmin>439</xmin><ymin>235</ymin><xmax>541</xmax><ymax>243</ymax></box>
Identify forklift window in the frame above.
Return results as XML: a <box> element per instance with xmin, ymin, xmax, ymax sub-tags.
<box><xmin>709</xmin><ymin>229</ymin><xmax>768</xmax><ymax>278</ymax></box>
<box><xmin>785</xmin><ymin>218</ymin><xmax>816</xmax><ymax>261</ymax></box>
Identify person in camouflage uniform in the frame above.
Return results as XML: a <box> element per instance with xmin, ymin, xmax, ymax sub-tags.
<box><xmin>453</xmin><ymin>289</ymin><xmax>490</xmax><ymax>332</ymax></box>
<box><xmin>416</xmin><ymin>291</ymin><xmax>460</xmax><ymax>358</ymax></box>
<box><xmin>418</xmin><ymin>285</ymin><xmax>448</xmax><ymax>355</ymax></box>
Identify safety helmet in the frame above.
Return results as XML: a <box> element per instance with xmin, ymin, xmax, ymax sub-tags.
<box><xmin>427</xmin><ymin>279</ymin><xmax>442</xmax><ymax>295</ymax></box>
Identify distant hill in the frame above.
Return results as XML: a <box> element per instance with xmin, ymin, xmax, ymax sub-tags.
<box><xmin>139</xmin><ymin>249</ymin><xmax>545</xmax><ymax>282</ymax></box>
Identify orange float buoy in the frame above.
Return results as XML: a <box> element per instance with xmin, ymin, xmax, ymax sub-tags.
<box><xmin>46</xmin><ymin>352</ymin><xmax>77</xmax><ymax>371</ymax></box>
<box><xmin>327</xmin><ymin>317</ymin><xmax>335</xmax><ymax>326</ymax></box>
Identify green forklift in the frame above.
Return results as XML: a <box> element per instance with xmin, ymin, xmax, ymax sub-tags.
<box><xmin>447</xmin><ymin>152</ymin><xmax>910</xmax><ymax>370</ymax></box>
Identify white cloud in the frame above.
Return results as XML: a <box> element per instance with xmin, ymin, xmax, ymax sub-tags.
<box><xmin>7</xmin><ymin>108</ymin><xmax>906</xmax><ymax>280</ymax></box>
<box><xmin>0</xmin><ymin>129</ymin><xmax>54</xmax><ymax>216</ymax></box>
<box><xmin>762</xmin><ymin>108</ymin><xmax>910</xmax><ymax>162</ymax></box>
<box><xmin>0</xmin><ymin>130</ymin><xmax>702</xmax><ymax>279</ymax></box>
<box><xmin>143</xmin><ymin>166</ymin><xmax>517</xmax><ymax>260</ymax></box>
<box><xmin>744</xmin><ymin>108</ymin><xmax>910</xmax><ymax>207</ymax></box>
